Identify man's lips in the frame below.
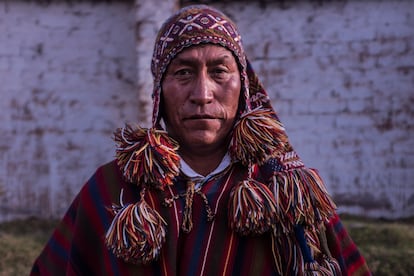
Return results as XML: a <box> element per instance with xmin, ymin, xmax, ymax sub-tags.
<box><xmin>184</xmin><ymin>114</ymin><xmax>220</xmax><ymax>120</ymax></box>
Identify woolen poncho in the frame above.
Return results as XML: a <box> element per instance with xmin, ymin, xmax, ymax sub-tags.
<box><xmin>31</xmin><ymin>160</ymin><xmax>369</xmax><ymax>275</ymax></box>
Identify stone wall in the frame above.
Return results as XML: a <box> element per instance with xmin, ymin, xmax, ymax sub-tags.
<box><xmin>0</xmin><ymin>0</ymin><xmax>413</xmax><ymax>220</ymax></box>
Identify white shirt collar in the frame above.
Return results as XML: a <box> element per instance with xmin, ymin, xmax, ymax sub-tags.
<box><xmin>180</xmin><ymin>153</ymin><xmax>231</xmax><ymax>180</ymax></box>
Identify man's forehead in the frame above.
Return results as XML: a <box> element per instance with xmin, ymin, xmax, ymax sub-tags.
<box><xmin>170</xmin><ymin>44</ymin><xmax>236</xmax><ymax>65</ymax></box>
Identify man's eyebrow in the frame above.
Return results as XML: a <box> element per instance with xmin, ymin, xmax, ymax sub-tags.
<box><xmin>170</xmin><ymin>55</ymin><xmax>233</xmax><ymax>67</ymax></box>
<box><xmin>207</xmin><ymin>55</ymin><xmax>233</xmax><ymax>66</ymax></box>
<box><xmin>169</xmin><ymin>57</ymin><xmax>197</xmax><ymax>66</ymax></box>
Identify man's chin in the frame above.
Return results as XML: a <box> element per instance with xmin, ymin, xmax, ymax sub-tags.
<box><xmin>182</xmin><ymin>133</ymin><xmax>224</xmax><ymax>150</ymax></box>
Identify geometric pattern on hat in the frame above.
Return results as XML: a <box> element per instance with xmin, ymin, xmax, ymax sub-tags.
<box><xmin>151</xmin><ymin>5</ymin><xmax>249</xmax><ymax>126</ymax></box>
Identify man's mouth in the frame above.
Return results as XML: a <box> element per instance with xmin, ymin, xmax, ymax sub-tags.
<box><xmin>185</xmin><ymin>114</ymin><xmax>217</xmax><ymax>120</ymax></box>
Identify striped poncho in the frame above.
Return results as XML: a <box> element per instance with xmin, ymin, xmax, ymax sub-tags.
<box><xmin>31</xmin><ymin>160</ymin><xmax>370</xmax><ymax>275</ymax></box>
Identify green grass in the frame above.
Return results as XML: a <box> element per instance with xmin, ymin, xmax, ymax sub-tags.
<box><xmin>0</xmin><ymin>216</ymin><xmax>413</xmax><ymax>275</ymax></box>
<box><xmin>0</xmin><ymin>218</ymin><xmax>58</xmax><ymax>276</ymax></box>
<box><xmin>343</xmin><ymin>215</ymin><xmax>414</xmax><ymax>276</ymax></box>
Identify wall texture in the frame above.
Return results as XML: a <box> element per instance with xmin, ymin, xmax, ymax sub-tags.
<box><xmin>0</xmin><ymin>1</ymin><xmax>138</xmax><ymax>220</ymax></box>
<box><xmin>0</xmin><ymin>0</ymin><xmax>413</xmax><ymax>221</ymax></box>
<box><xmin>213</xmin><ymin>1</ymin><xmax>414</xmax><ymax>218</ymax></box>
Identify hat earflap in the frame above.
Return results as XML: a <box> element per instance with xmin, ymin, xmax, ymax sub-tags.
<box><xmin>228</xmin><ymin>106</ymin><xmax>287</xmax><ymax>235</ymax></box>
<box><xmin>107</xmin><ymin>125</ymin><xmax>180</xmax><ymax>264</ymax></box>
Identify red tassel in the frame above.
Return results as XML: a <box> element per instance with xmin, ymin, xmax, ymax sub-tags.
<box><xmin>230</xmin><ymin>107</ymin><xmax>287</xmax><ymax>166</ymax></box>
<box><xmin>105</xmin><ymin>189</ymin><xmax>167</xmax><ymax>264</ymax></box>
<box><xmin>228</xmin><ymin>179</ymin><xmax>278</xmax><ymax>235</ymax></box>
<box><xmin>114</xmin><ymin>125</ymin><xmax>180</xmax><ymax>189</ymax></box>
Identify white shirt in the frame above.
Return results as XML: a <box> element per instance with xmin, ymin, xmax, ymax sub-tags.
<box><xmin>179</xmin><ymin>153</ymin><xmax>231</xmax><ymax>189</ymax></box>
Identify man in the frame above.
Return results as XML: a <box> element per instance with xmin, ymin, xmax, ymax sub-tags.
<box><xmin>32</xmin><ymin>5</ymin><xmax>370</xmax><ymax>275</ymax></box>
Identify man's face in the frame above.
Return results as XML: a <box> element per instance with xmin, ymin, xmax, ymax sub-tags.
<box><xmin>161</xmin><ymin>44</ymin><xmax>241</xmax><ymax>154</ymax></box>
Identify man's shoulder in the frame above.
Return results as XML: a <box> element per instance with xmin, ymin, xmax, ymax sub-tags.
<box><xmin>95</xmin><ymin>159</ymin><xmax>121</xmax><ymax>174</ymax></box>
<box><xmin>87</xmin><ymin>159</ymin><xmax>126</xmax><ymax>187</ymax></box>
<box><xmin>77</xmin><ymin>159</ymin><xmax>129</xmax><ymax>203</ymax></box>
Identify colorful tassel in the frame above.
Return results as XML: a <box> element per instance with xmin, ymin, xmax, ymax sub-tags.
<box><xmin>229</xmin><ymin>107</ymin><xmax>287</xmax><ymax>166</ymax></box>
<box><xmin>228</xmin><ymin>179</ymin><xmax>278</xmax><ymax>235</ymax></box>
<box><xmin>304</xmin><ymin>262</ymin><xmax>324</xmax><ymax>276</ymax></box>
<box><xmin>271</xmin><ymin>232</ymin><xmax>303</xmax><ymax>275</ymax></box>
<box><xmin>317</xmin><ymin>224</ymin><xmax>342</xmax><ymax>275</ymax></box>
<box><xmin>105</xmin><ymin>189</ymin><xmax>167</xmax><ymax>264</ymax></box>
<box><xmin>319</xmin><ymin>256</ymin><xmax>342</xmax><ymax>276</ymax></box>
<box><xmin>114</xmin><ymin>125</ymin><xmax>180</xmax><ymax>189</ymax></box>
<box><xmin>271</xmin><ymin>168</ymin><xmax>337</xmax><ymax>234</ymax></box>
<box><xmin>295</xmin><ymin>224</ymin><xmax>331</xmax><ymax>275</ymax></box>
<box><xmin>304</xmin><ymin>261</ymin><xmax>342</xmax><ymax>276</ymax></box>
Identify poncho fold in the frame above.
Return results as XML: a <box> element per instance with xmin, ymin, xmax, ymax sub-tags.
<box><xmin>31</xmin><ymin>160</ymin><xmax>370</xmax><ymax>276</ymax></box>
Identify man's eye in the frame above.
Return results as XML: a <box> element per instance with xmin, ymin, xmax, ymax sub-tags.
<box><xmin>175</xmin><ymin>69</ymin><xmax>192</xmax><ymax>76</ymax></box>
<box><xmin>211</xmin><ymin>67</ymin><xmax>228</xmax><ymax>77</ymax></box>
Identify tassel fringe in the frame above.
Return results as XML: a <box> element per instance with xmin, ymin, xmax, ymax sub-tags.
<box><xmin>228</xmin><ymin>179</ymin><xmax>278</xmax><ymax>235</ymax></box>
<box><xmin>271</xmin><ymin>168</ymin><xmax>336</xmax><ymax>234</ymax></box>
<box><xmin>271</xmin><ymin>232</ymin><xmax>303</xmax><ymax>275</ymax></box>
<box><xmin>319</xmin><ymin>256</ymin><xmax>342</xmax><ymax>276</ymax></box>
<box><xmin>304</xmin><ymin>260</ymin><xmax>341</xmax><ymax>276</ymax></box>
<box><xmin>230</xmin><ymin>107</ymin><xmax>287</xmax><ymax>166</ymax></box>
<box><xmin>318</xmin><ymin>224</ymin><xmax>343</xmax><ymax>275</ymax></box>
<box><xmin>105</xmin><ymin>189</ymin><xmax>167</xmax><ymax>264</ymax></box>
<box><xmin>114</xmin><ymin>125</ymin><xmax>180</xmax><ymax>189</ymax></box>
<box><xmin>271</xmin><ymin>225</ymin><xmax>342</xmax><ymax>276</ymax></box>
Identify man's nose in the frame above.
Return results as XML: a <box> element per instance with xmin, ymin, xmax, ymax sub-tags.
<box><xmin>190</xmin><ymin>71</ymin><xmax>213</xmax><ymax>105</ymax></box>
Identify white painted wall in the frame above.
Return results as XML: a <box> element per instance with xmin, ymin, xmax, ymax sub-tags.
<box><xmin>215</xmin><ymin>1</ymin><xmax>414</xmax><ymax>218</ymax></box>
<box><xmin>0</xmin><ymin>1</ymin><xmax>138</xmax><ymax>220</ymax></box>
<box><xmin>0</xmin><ymin>0</ymin><xmax>413</xmax><ymax>220</ymax></box>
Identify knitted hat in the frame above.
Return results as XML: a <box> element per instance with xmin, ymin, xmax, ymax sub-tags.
<box><xmin>106</xmin><ymin>5</ymin><xmax>339</xmax><ymax>274</ymax></box>
<box><xmin>151</xmin><ymin>4</ymin><xmax>249</xmax><ymax>127</ymax></box>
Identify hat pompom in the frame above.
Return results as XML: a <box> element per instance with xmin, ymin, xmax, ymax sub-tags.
<box><xmin>114</xmin><ymin>125</ymin><xmax>180</xmax><ymax>189</ymax></box>
<box><xmin>228</xmin><ymin>179</ymin><xmax>278</xmax><ymax>235</ymax></box>
<box><xmin>230</xmin><ymin>107</ymin><xmax>287</xmax><ymax>166</ymax></box>
<box><xmin>105</xmin><ymin>189</ymin><xmax>167</xmax><ymax>264</ymax></box>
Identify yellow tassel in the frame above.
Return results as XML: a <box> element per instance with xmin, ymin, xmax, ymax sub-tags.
<box><xmin>230</xmin><ymin>107</ymin><xmax>287</xmax><ymax>166</ymax></box>
<box><xmin>105</xmin><ymin>189</ymin><xmax>167</xmax><ymax>264</ymax></box>
<box><xmin>114</xmin><ymin>125</ymin><xmax>180</xmax><ymax>189</ymax></box>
